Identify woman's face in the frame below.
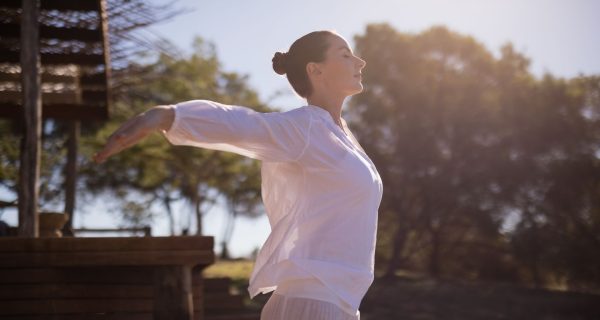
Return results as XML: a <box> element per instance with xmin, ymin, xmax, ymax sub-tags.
<box><xmin>313</xmin><ymin>35</ymin><xmax>367</xmax><ymax>97</ymax></box>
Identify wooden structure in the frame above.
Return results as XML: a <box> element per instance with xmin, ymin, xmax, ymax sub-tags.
<box><xmin>0</xmin><ymin>3</ymin><xmax>258</xmax><ymax>319</ymax></box>
<box><xmin>0</xmin><ymin>236</ymin><xmax>214</xmax><ymax>320</ymax></box>
<box><xmin>0</xmin><ymin>0</ymin><xmax>111</xmax><ymax>121</ymax></box>
<box><xmin>204</xmin><ymin>278</ymin><xmax>260</xmax><ymax>320</ymax></box>
<box><xmin>0</xmin><ymin>0</ymin><xmax>112</xmax><ymax>236</ymax></box>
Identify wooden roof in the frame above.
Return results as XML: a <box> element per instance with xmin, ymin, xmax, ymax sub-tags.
<box><xmin>0</xmin><ymin>0</ymin><xmax>111</xmax><ymax>121</ymax></box>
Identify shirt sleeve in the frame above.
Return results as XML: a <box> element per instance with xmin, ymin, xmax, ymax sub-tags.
<box><xmin>161</xmin><ymin>99</ymin><xmax>311</xmax><ymax>162</ymax></box>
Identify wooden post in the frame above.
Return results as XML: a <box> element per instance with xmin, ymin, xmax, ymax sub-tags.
<box><xmin>18</xmin><ymin>0</ymin><xmax>41</xmax><ymax>237</ymax></box>
<box><xmin>153</xmin><ymin>266</ymin><xmax>194</xmax><ymax>320</ymax></box>
<box><xmin>62</xmin><ymin>121</ymin><xmax>79</xmax><ymax>237</ymax></box>
<box><xmin>98</xmin><ymin>0</ymin><xmax>111</xmax><ymax>118</ymax></box>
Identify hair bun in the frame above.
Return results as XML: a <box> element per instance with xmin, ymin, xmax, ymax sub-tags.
<box><xmin>272</xmin><ymin>51</ymin><xmax>288</xmax><ymax>75</ymax></box>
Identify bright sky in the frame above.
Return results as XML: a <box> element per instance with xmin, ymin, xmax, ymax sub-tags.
<box><xmin>149</xmin><ymin>0</ymin><xmax>600</xmax><ymax>109</ymax></box>
<box><xmin>2</xmin><ymin>0</ymin><xmax>599</xmax><ymax>258</ymax></box>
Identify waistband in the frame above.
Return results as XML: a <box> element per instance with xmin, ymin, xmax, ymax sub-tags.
<box><xmin>274</xmin><ymin>277</ymin><xmax>358</xmax><ymax>317</ymax></box>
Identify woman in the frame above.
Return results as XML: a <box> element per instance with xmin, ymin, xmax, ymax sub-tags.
<box><xmin>94</xmin><ymin>30</ymin><xmax>383</xmax><ymax>320</ymax></box>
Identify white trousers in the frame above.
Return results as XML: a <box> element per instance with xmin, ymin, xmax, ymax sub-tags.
<box><xmin>260</xmin><ymin>293</ymin><xmax>361</xmax><ymax>320</ymax></box>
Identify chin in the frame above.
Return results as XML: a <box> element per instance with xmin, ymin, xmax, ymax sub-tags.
<box><xmin>340</xmin><ymin>82</ymin><xmax>364</xmax><ymax>97</ymax></box>
<box><xmin>348</xmin><ymin>84</ymin><xmax>364</xmax><ymax>96</ymax></box>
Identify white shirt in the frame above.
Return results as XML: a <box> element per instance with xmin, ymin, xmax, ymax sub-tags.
<box><xmin>162</xmin><ymin>99</ymin><xmax>383</xmax><ymax>316</ymax></box>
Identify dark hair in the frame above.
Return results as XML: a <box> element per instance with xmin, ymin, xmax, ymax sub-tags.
<box><xmin>272</xmin><ymin>30</ymin><xmax>338</xmax><ymax>98</ymax></box>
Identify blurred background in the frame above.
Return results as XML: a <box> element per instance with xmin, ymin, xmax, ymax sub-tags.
<box><xmin>1</xmin><ymin>0</ymin><xmax>599</xmax><ymax>318</ymax></box>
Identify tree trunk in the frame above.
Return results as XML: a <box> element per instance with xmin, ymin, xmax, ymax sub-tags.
<box><xmin>220</xmin><ymin>242</ymin><xmax>230</xmax><ymax>260</ymax></box>
<box><xmin>163</xmin><ymin>196</ymin><xmax>175</xmax><ymax>236</ymax></box>
<box><xmin>428</xmin><ymin>226</ymin><xmax>441</xmax><ymax>280</ymax></box>
<box><xmin>18</xmin><ymin>0</ymin><xmax>41</xmax><ymax>237</ymax></box>
<box><xmin>195</xmin><ymin>197</ymin><xmax>203</xmax><ymax>235</ymax></box>
<box><xmin>219</xmin><ymin>210</ymin><xmax>237</xmax><ymax>260</ymax></box>
<box><xmin>529</xmin><ymin>255</ymin><xmax>543</xmax><ymax>288</ymax></box>
<box><xmin>384</xmin><ymin>224</ymin><xmax>408</xmax><ymax>279</ymax></box>
<box><xmin>528</xmin><ymin>217</ymin><xmax>543</xmax><ymax>288</ymax></box>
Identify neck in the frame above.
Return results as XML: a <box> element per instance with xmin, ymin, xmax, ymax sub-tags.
<box><xmin>306</xmin><ymin>93</ymin><xmax>346</xmax><ymax>126</ymax></box>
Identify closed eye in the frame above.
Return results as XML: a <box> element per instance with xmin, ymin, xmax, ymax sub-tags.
<box><xmin>341</xmin><ymin>48</ymin><xmax>352</xmax><ymax>57</ymax></box>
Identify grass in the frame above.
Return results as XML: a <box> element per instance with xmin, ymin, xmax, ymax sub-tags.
<box><xmin>203</xmin><ymin>258</ymin><xmax>268</xmax><ymax>311</ymax></box>
<box><xmin>202</xmin><ymin>259</ymin><xmax>600</xmax><ymax>319</ymax></box>
<box><xmin>361</xmin><ymin>275</ymin><xmax>600</xmax><ymax>320</ymax></box>
<box><xmin>203</xmin><ymin>258</ymin><xmax>255</xmax><ymax>281</ymax></box>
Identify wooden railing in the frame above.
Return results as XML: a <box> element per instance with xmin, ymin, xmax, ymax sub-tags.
<box><xmin>0</xmin><ymin>236</ymin><xmax>215</xmax><ymax>320</ymax></box>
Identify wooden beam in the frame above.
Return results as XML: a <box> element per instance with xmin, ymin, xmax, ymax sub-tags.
<box><xmin>0</xmin><ymin>283</ymin><xmax>156</xmax><ymax>299</ymax></box>
<box><xmin>0</xmin><ymin>251</ymin><xmax>214</xmax><ymax>267</ymax></box>
<box><xmin>0</xmin><ymin>71</ymin><xmax>79</xmax><ymax>84</ymax></box>
<box><xmin>0</xmin><ymin>236</ymin><xmax>215</xmax><ymax>252</ymax></box>
<box><xmin>0</xmin><ymin>69</ymin><xmax>107</xmax><ymax>86</ymax></box>
<box><xmin>44</xmin><ymin>52</ymin><xmax>105</xmax><ymax>66</ymax></box>
<box><xmin>98</xmin><ymin>0</ymin><xmax>112</xmax><ymax>118</ymax></box>
<box><xmin>0</xmin><ymin>299</ymin><xmax>152</xmax><ymax>315</ymax></box>
<box><xmin>1</xmin><ymin>91</ymin><xmax>107</xmax><ymax>105</ymax></box>
<box><xmin>2</xmin><ymin>0</ymin><xmax>100</xmax><ymax>12</ymax></box>
<box><xmin>0</xmin><ymin>91</ymin><xmax>82</xmax><ymax>104</ymax></box>
<box><xmin>0</xmin><ymin>22</ymin><xmax>103</xmax><ymax>42</ymax></box>
<box><xmin>0</xmin><ymin>103</ymin><xmax>108</xmax><ymax>121</ymax></box>
<box><xmin>18</xmin><ymin>0</ymin><xmax>41</xmax><ymax>238</ymax></box>
<box><xmin>82</xmin><ymin>90</ymin><xmax>108</xmax><ymax>102</ymax></box>
<box><xmin>0</xmin><ymin>267</ymin><xmax>157</xmax><ymax>284</ymax></box>
<box><xmin>73</xmin><ymin>227</ymin><xmax>152</xmax><ymax>236</ymax></box>
<box><xmin>81</xmin><ymin>72</ymin><xmax>108</xmax><ymax>86</ymax></box>
<box><xmin>41</xmin><ymin>103</ymin><xmax>107</xmax><ymax>120</ymax></box>
<box><xmin>0</xmin><ymin>49</ymin><xmax>105</xmax><ymax>66</ymax></box>
<box><xmin>154</xmin><ymin>266</ymin><xmax>194</xmax><ymax>320</ymax></box>
<box><xmin>62</xmin><ymin>120</ymin><xmax>79</xmax><ymax>237</ymax></box>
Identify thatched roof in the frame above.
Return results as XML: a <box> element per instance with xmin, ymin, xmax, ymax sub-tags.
<box><xmin>0</xmin><ymin>0</ymin><xmax>111</xmax><ymax>121</ymax></box>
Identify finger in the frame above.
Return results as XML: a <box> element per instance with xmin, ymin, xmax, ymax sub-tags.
<box><xmin>93</xmin><ymin>151</ymin><xmax>106</xmax><ymax>164</ymax></box>
<box><xmin>93</xmin><ymin>135</ymin><xmax>123</xmax><ymax>164</ymax></box>
<box><xmin>94</xmin><ymin>142</ymin><xmax>117</xmax><ymax>163</ymax></box>
<box><xmin>95</xmin><ymin>128</ymin><xmax>146</xmax><ymax>164</ymax></box>
<box><xmin>93</xmin><ymin>114</ymin><xmax>151</xmax><ymax>164</ymax></box>
<box><xmin>93</xmin><ymin>153</ymin><xmax>103</xmax><ymax>164</ymax></box>
<box><xmin>95</xmin><ymin>142</ymin><xmax>122</xmax><ymax>163</ymax></box>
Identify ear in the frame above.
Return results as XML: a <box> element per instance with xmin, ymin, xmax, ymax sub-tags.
<box><xmin>306</xmin><ymin>62</ymin><xmax>322</xmax><ymax>76</ymax></box>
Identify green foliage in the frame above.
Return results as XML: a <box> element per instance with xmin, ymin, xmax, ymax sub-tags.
<box><xmin>349</xmin><ymin>23</ymin><xmax>600</xmax><ymax>291</ymax></box>
<box><xmin>0</xmin><ymin>120</ymin><xmax>72</xmax><ymax>209</ymax></box>
<box><xmin>0</xmin><ymin>121</ymin><xmax>19</xmax><ymax>193</ymax></box>
<box><xmin>77</xmin><ymin>36</ymin><xmax>271</xmax><ymax>232</ymax></box>
<box><xmin>1</xmin><ymin>36</ymin><xmax>266</xmax><ymax>233</ymax></box>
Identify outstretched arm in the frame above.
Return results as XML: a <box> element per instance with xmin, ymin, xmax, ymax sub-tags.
<box><xmin>95</xmin><ymin>100</ymin><xmax>311</xmax><ymax>163</ymax></box>
<box><xmin>93</xmin><ymin>105</ymin><xmax>174</xmax><ymax>164</ymax></box>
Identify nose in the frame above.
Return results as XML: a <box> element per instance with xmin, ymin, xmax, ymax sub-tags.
<box><xmin>356</xmin><ymin>56</ymin><xmax>366</xmax><ymax>69</ymax></box>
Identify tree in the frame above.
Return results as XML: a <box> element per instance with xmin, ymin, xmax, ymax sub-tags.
<box><xmin>349</xmin><ymin>23</ymin><xmax>600</xmax><ymax>291</ymax></box>
<box><xmin>350</xmin><ymin>24</ymin><xmax>512</xmax><ymax>280</ymax></box>
<box><xmin>79</xmin><ymin>37</ymin><xmax>270</xmax><ymax>237</ymax></box>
